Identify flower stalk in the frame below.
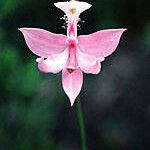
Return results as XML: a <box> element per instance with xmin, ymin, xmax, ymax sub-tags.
<box><xmin>76</xmin><ymin>97</ymin><xmax>87</xmax><ymax>150</ymax></box>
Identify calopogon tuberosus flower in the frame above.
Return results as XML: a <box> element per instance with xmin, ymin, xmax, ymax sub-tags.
<box><xmin>19</xmin><ymin>0</ymin><xmax>126</xmax><ymax>106</ymax></box>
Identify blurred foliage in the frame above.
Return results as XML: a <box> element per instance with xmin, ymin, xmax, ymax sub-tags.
<box><xmin>0</xmin><ymin>0</ymin><xmax>149</xmax><ymax>149</ymax></box>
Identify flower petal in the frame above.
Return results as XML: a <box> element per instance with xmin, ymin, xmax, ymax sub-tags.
<box><xmin>62</xmin><ymin>68</ymin><xmax>83</xmax><ymax>106</ymax></box>
<box><xmin>38</xmin><ymin>49</ymin><xmax>68</xmax><ymax>74</ymax></box>
<box><xmin>81</xmin><ymin>62</ymin><xmax>101</xmax><ymax>74</ymax></box>
<box><xmin>78</xmin><ymin>29</ymin><xmax>126</xmax><ymax>58</ymax></box>
<box><xmin>19</xmin><ymin>28</ymin><xmax>67</xmax><ymax>57</ymax></box>
<box><xmin>54</xmin><ymin>1</ymin><xmax>92</xmax><ymax>18</ymax></box>
<box><xmin>77</xmin><ymin>49</ymin><xmax>103</xmax><ymax>74</ymax></box>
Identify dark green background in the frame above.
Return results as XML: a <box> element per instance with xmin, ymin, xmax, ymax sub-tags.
<box><xmin>0</xmin><ymin>0</ymin><xmax>149</xmax><ymax>149</ymax></box>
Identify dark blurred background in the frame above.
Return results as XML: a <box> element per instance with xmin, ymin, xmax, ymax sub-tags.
<box><xmin>0</xmin><ymin>0</ymin><xmax>149</xmax><ymax>149</ymax></box>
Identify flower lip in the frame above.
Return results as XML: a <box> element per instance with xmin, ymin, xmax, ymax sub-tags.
<box><xmin>54</xmin><ymin>1</ymin><xmax>92</xmax><ymax>19</ymax></box>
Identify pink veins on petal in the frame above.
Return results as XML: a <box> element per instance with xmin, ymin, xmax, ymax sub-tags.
<box><xmin>19</xmin><ymin>0</ymin><xmax>126</xmax><ymax>106</ymax></box>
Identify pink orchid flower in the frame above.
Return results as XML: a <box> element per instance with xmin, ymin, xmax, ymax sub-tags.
<box><xmin>19</xmin><ymin>0</ymin><xmax>126</xmax><ymax>106</ymax></box>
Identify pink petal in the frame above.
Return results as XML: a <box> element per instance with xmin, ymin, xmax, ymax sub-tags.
<box><xmin>77</xmin><ymin>49</ymin><xmax>102</xmax><ymax>74</ymax></box>
<box><xmin>19</xmin><ymin>28</ymin><xmax>67</xmax><ymax>57</ymax></box>
<box><xmin>37</xmin><ymin>49</ymin><xmax>68</xmax><ymax>74</ymax></box>
<box><xmin>62</xmin><ymin>68</ymin><xmax>83</xmax><ymax>106</ymax></box>
<box><xmin>78</xmin><ymin>29</ymin><xmax>126</xmax><ymax>58</ymax></box>
<box><xmin>81</xmin><ymin>62</ymin><xmax>101</xmax><ymax>74</ymax></box>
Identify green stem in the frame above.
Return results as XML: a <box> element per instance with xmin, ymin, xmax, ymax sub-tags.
<box><xmin>76</xmin><ymin>97</ymin><xmax>87</xmax><ymax>150</ymax></box>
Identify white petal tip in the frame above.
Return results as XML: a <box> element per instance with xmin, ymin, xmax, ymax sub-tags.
<box><xmin>18</xmin><ymin>28</ymin><xmax>23</xmax><ymax>31</ymax></box>
<box><xmin>119</xmin><ymin>28</ymin><xmax>127</xmax><ymax>32</ymax></box>
<box><xmin>54</xmin><ymin>2</ymin><xmax>63</xmax><ymax>9</ymax></box>
<box><xmin>54</xmin><ymin>3</ymin><xmax>58</xmax><ymax>7</ymax></box>
<box><xmin>18</xmin><ymin>28</ymin><xmax>27</xmax><ymax>33</ymax></box>
<box><xmin>86</xmin><ymin>3</ymin><xmax>92</xmax><ymax>9</ymax></box>
<box><xmin>70</xmin><ymin>98</ymin><xmax>76</xmax><ymax>107</ymax></box>
<box><xmin>36</xmin><ymin>58</ymin><xmax>42</xmax><ymax>62</ymax></box>
<box><xmin>71</xmin><ymin>103</ymin><xmax>74</xmax><ymax>107</ymax></box>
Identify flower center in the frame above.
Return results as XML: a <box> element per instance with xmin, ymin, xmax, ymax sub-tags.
<box><xmin>69</xmin><ymin>8</ymin><xmax>76</xmax><ymax>15</ymax></box>
<box><xmin>67</xmin><ymin>66</ymin><xmax>75</xmax><ymax>73</ymax></box>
